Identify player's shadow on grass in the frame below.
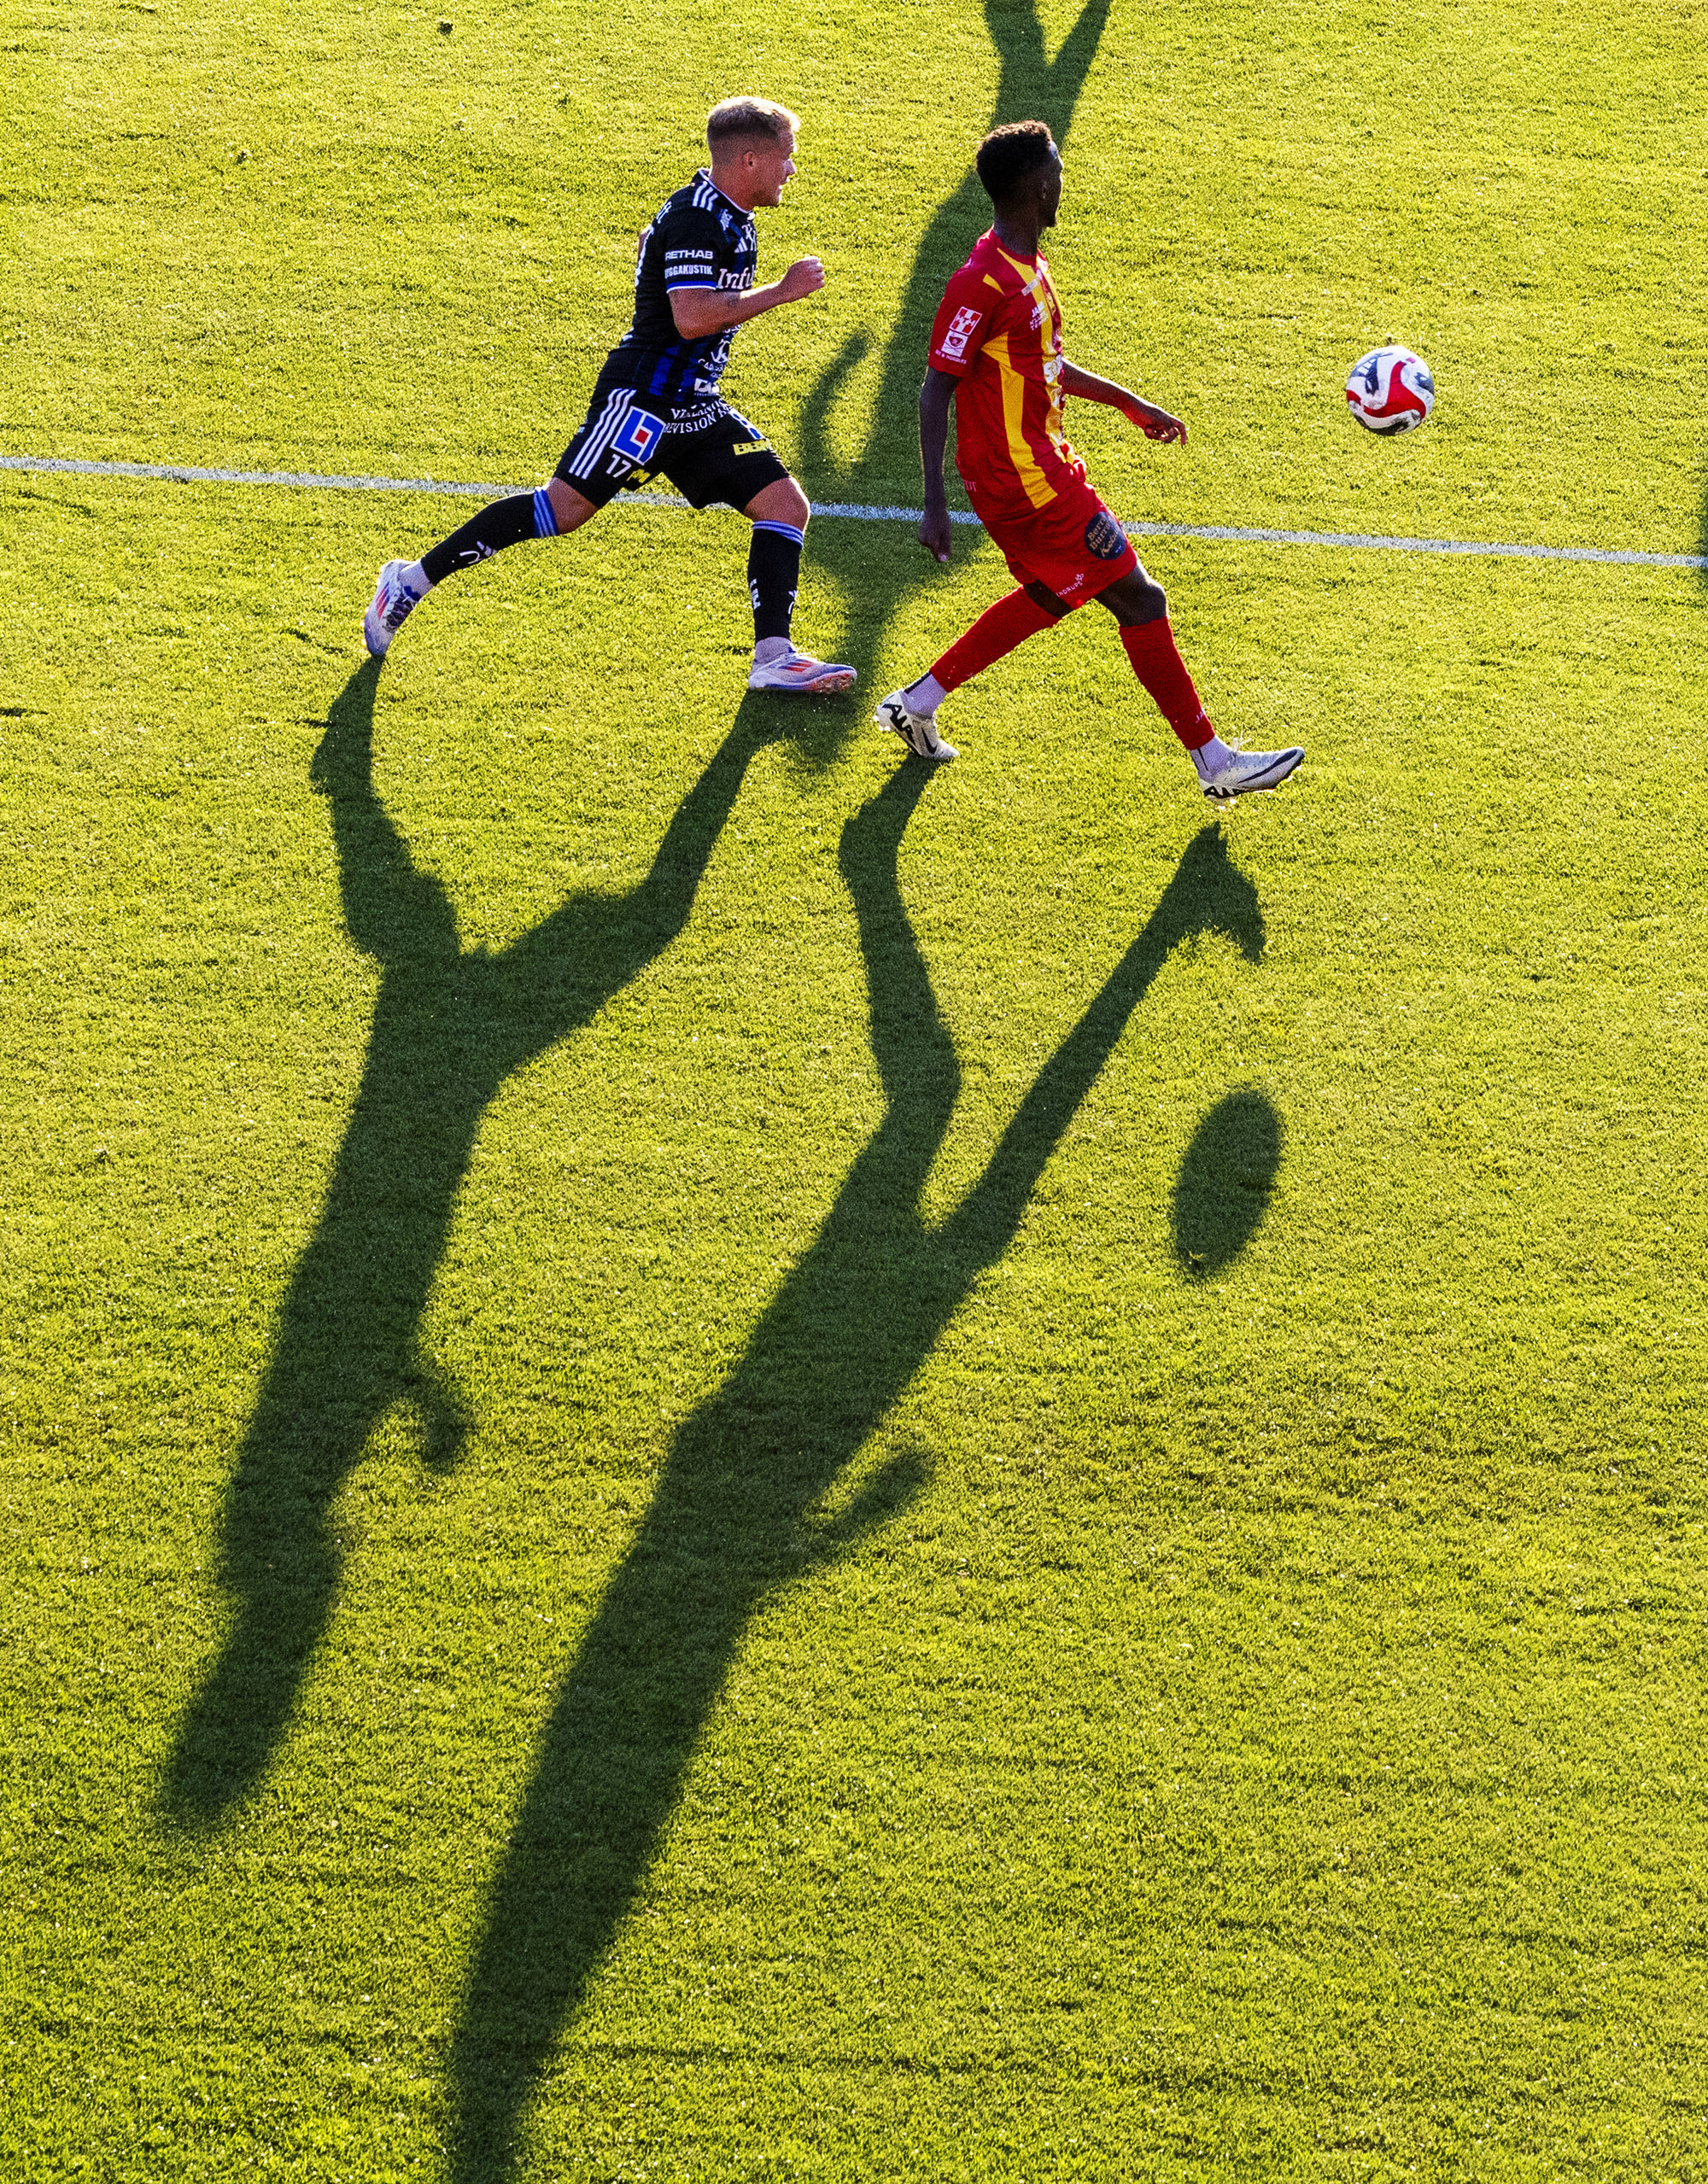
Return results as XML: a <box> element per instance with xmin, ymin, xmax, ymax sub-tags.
<box><xmin>163</xmin><ymin>658</ymin><xmax>775</xmax><ymax>1828</ymax></box>
<box><xmin>792</xmin><ymin>0</ymin><xmax>1113</xmax><ymax>759</ymax></box>
<box><xmin>447</xmin><ymin>784</ymin><xmax>1264</xmax><ymax>2184</ymax></box>
<box><xmin>1173</xmin><ymin>1089</ymin><xmax>1284</xmax><ymax>1279</ymax></box>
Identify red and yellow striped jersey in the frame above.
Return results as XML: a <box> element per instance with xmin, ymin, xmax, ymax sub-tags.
<box><xmin>926</xmin><ymin>229</ymin><xmax>1084</xmax><ymax>517</ymax></box>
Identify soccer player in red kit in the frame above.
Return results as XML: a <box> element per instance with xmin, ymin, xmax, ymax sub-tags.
<box><xmin>875</xmin><ymin>122</ymin><xmax>1302</xmax><ymax>798</ymax></box>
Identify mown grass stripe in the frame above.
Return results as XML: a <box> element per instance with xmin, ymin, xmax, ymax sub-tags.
<box><xmin>6</xmin><ymin>451</ymin><xmax>1705</xmax><ymax>570</ymax></box>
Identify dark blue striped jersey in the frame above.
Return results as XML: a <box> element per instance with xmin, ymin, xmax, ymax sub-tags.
<box><xmin>609</xmin><ymin>171</ymin><xmax>758</xmax><ymax>406</ymax></box>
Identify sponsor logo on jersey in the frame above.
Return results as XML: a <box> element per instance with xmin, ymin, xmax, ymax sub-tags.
<box><xmin>728</xmin><ymin>439</ymin><xmax>770</xmax><ymax>455</ymax></box>
<box><xmin>611</xmin><ymin>406</ymin><xmax>668</xmax><ymax>464</ymax></box>
<box><xmin>936</xmin><ymin>306</ymin><xmax>984</xmax><ymax>359</ymax></box>
<box><xmin>1083</xmin><ymin>510</ymin><xmax>1128</xmax><ymax>560</ymax></box>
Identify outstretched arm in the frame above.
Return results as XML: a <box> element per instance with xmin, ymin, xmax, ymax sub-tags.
<box><xmin>670</xmin><ymin>259</ymin><xmax>825</xmax><ymax>338</ymax></box>
<box><xmin>1061</xmin><ymin>358</ymin><xmax>1187</xmax><ymax>444</ymax></box>
<box><xmin>918</xmin><ymin>367</ymin><xmax>958</xmax><ymax>564</ymax></box>
<box><xmin>945</xmin><ymin>824</ymin><xmax>1261</xmax><ymax>1264</ymax></box>
<box><xmin>499</xmin><ymin>715</ymin><xmax>762</xmax><ymax>1038</ymax></box>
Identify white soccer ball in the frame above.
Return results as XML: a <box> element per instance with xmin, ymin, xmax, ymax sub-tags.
<box><xmin>1345</xmin><ymin>345</ymin><xmax>1436</xmax><ymax>435</ymax></box>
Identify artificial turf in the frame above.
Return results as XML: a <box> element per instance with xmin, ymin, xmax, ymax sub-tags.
<box><xmin>3</xmin><ymin>0</ymin><xmax>1706</xmax><ymax>2176</ymax></box>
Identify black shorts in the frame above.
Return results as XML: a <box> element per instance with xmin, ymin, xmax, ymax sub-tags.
<box><xmin>554</xmin><ymin>373</ymin><xmax>790</xmax><ymax>511</ymax></box>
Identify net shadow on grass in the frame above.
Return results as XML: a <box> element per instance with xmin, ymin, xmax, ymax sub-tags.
<box><xmin>162</xmin><ymin>658</ymin><xmax>780</xmax><ymax>1829</ymax></box>
<box><xmin>788</xmin><ymin>0</ymin><xmax>1113</xmax><ymax>763</ymax></box>
<box><xmin>447</xmin><ymin>787</ymin><xmax>1265</xmax><ymax>2184</ymax></box>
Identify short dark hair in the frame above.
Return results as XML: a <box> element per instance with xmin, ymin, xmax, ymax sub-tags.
<box><xmin>975</xmin><ymin>120</ymin><xmax>1057</xmax><ymax>204</ymax></box>
<box><xmin>706</xmin><ymin>97</ymin><xmax>798</xmax><ymax>154</ymax></box>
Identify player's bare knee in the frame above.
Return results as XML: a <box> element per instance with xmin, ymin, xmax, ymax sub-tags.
<box><xmin>545</xmin><ymin>477</ymin><xmax>600</xmax><ymax>534</ymax></box>
<box><xmin>746</xmin><ymin>476</ymin><xmax>810</xmax><ymax>530</ymax></box>
<box><xmin>1099</xmin><ymin>569</ymin><xmax>1167</xmax><ymax>626</ymax></box>
<box><xmin>1022</xmin><ymin>579</ymin><xmax>1070</xmax><ymax>620</ymax></box>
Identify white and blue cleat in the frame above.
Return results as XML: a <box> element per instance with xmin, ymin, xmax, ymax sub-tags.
<box><xmin>746</xmin><ymin>648</ymin><xmax>857</xmax><ymax>695</ymax></box>
<box><xmin>363</xmin><ymin>559</ymin><xmax>424</xmax><ymax>658</ymax></box>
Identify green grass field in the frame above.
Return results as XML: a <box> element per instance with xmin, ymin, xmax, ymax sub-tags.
<box><xmin>3</xmin><ymin>0</ymin><xmax>1707</xmax><ymax>2175</ymax></box>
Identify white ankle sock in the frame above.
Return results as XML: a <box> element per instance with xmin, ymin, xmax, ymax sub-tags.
<box><xmin>753</xmin><ymin>635</ymin><xmax>793</xmax><ymax>667</ymax></box>
<box><xmin>904</xmin><ymin>672</ymin><xmax>946</xmax><ymax>715</ymax></box>
<box><xmin>404</xmin><ymin>559</ymin><xmax>430</xmax><ymax>597</ymax></box>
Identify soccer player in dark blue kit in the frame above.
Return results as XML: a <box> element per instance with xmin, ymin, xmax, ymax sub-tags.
<box><xmin>364</xmin><ymin>97</ymin><xmax>855</xmax><ymax>695</ymax></box>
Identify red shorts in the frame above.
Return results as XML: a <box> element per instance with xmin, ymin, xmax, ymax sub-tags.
<box><xmin>964</xmin><ymin>473</ymin><xmax>1138</xmax><ymax>607</ymax></box>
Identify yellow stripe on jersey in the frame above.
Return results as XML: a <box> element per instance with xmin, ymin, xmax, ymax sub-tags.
<box><xmin>994</xmin><ymin>246</ymin><xmax>1047</xmax><ymax>301</ymax></box>
<box><xmin>985</xmin><ymin>333</ymin><xmax>1057</xmax><ymax>510</ymax></box>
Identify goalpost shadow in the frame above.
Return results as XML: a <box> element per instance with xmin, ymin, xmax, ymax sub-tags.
<box><xmin>446</xmin><ymin>775</ymin><xmax>1267</xmax><ymax>2183</ymax></box>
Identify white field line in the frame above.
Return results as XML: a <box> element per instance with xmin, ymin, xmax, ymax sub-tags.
<box><xmin>5</xmin><ymin>452</ymin><xmax>1705</xmax><ymax>573</ymax></box>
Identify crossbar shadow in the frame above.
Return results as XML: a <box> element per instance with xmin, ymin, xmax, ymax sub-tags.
<box><xmin>447</xmin><ymin>781</ymin><xmax>1265</xmax><ymax>2181</ymax></box>
<box><xmin>791</xmin><ymin>0</ymin><xmax>1114</xmax><ymax>762</ymax></box>
<box><xmin>163</xmin><ymin>660</ymin><xmax>776</xmax><ymax>1826</ymax></box>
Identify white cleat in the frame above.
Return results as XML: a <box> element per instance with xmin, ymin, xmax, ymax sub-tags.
<box><xmin>874</xmin><ymin>689</ymin><xmax>958</xmax><ymax>762</ymax></box>
<box><xmin>363</xmin><ymin>558</ymin><xmax>424</xmax><ymax>658</ymax></box>
<box><xmin>1197</xmin><ymin>744</ymin><xmax>1304</xmax><ymax>801</ymax></box>
<box><xmin>747</xmin><ymin>649</ymin><xmax>857</xmax><ymax>695</ymax></box>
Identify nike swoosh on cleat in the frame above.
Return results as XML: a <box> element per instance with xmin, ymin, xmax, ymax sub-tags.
<box><xmin>1203</xmin><ymin>750</ymin><xmax>1303</xmax><ymax>798</ymax></box>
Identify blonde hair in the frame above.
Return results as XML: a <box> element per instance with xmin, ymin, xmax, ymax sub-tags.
<box><xmin>706</xmin><ymin>97</ymin><xmax>798</xmax><ymax>154</ymax></box>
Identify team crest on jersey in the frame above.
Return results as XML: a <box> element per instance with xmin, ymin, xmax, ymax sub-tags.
<box><xmin>1084</xmin><ymin>510</ymin><xmax>1128</xmax><ymax>560</ymax></box>
<box><xmin>937</xmin><ymin>307</ymin><xmax>983</xmax><ymax>359</ymax></box>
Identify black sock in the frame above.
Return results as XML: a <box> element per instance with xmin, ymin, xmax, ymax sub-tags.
<box><xmin>747</xmin><ymin>520</ymin><xmax>804</xmax><ymax>645</ymax></box>
<box><xmin>419</xmin><ymin>488</ymin><xmax>558</xmax><ymax>587</ymax></box>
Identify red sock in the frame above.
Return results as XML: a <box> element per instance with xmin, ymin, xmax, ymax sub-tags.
<box><xmin>1120</xmin><ymin>618</ymin><xmax>1214</xmax><ymax>750</ymax></box>
<box><xmin>929</xmin><ymin>588</ymin><xmax>1058</xmax><ymax>693</ymax></box>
